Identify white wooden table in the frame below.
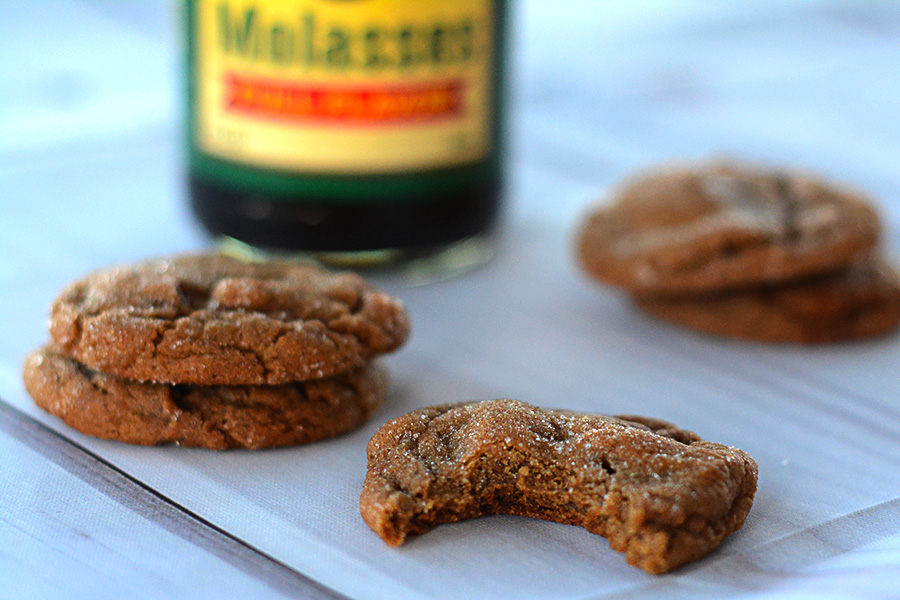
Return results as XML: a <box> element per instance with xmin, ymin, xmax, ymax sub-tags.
<box><xmin>3</xmin><ymin>2</ymin><xmax>900</xmax><ymax>598</ymax></box>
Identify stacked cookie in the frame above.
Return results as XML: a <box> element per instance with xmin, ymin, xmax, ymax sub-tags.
<box><xmin>576</xmin><ymin>161</ymin><xmax>900</xmax><ymax>343</ymax></box>
<box><xmin>23</xmin><ymin>254</ymin><xmax>410</xmax><ymax>449</ymax></box>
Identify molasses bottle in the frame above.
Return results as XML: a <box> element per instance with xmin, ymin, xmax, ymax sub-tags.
<box><xmin>185</xmin><ymin>0</ymin><xmax>506</xmax><ymax>276</ymax></box>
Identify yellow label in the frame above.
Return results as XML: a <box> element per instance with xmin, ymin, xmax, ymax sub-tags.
<box><xmin>195</xmin><ymin>0</ymin><xmax>494</xmax><ymax>174</ymax></box>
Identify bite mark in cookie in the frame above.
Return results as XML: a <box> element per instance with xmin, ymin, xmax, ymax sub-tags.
<box><xmin>360</xmin><ymin>399</ymin><xmax>757</xmax><ymax>574</ymax></box>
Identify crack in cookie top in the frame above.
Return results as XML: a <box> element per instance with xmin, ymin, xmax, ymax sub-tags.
<box><xmin>577</xmin><ymin>161</ymin><xmax>880</xmax><ymax>296</ymax></box>
<box><xmin>50</xmin><ymin>254</ymin><xmax>410</xmax><ymax>384</ymax></box>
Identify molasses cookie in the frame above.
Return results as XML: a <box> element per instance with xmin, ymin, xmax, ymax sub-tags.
<box><xmin>49</xmin><ymin>254</ymin><xmax>410</xmax><ymax>385</ymax></box>
<box><xmin>360</xmin><ymin>399</ymin><xmax>757</xmax><ymax>574</ymax></box>
<box><xmin>577</xmin><ymin>161</ymin><xmax>880</xmax><ymax>296</ymax></box>
<box><xmin>636</xmin><ymin>257</ymin><xmax>900</xmax><ymax>343</ymax></box>
<box><xmin>24</xmin><ymin>345</ymin><xmax>388</xmax><ymax>450</ymax></box>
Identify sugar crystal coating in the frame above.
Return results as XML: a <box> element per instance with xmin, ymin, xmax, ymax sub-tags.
<box><xmin>49</xmin><ymin>254</ymin><xmax>410</xmax><ymax>384</ymax></box>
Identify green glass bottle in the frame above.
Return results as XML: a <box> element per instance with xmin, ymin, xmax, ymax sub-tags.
<box><xmin>185</xmin><ymin>0</ymin><xmax>506</xmax><ymax>274</ymax></box>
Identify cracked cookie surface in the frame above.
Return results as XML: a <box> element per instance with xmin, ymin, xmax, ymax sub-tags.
<box><xmin>360</xmin><ymin>399</ymin><xmax>757</xmax><ymax>574</ymax></box>
<box><xmin>576</xmin><ymin>161</ymin><xmax>879</xmax><ymax>296</ymax></box>
<box><xmin>636</xmin><ymin>257</ymin><xmax>900</xmax><ymax>343</ymax></box>
<box><xmin>24</xmin><ymin>345</ymin><xmax>387</xmax><ymax>450</ymax></box>
<box><xmin>49</xmin><ymin>254</ymin><xmax>410</xmax><ymax>384</ymax></box>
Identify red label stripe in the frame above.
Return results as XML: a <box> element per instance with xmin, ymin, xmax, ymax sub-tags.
<box><xmin>225</xmin><ymin>73</ymin><xmax>464</xmax><ymax>124</ymax></box>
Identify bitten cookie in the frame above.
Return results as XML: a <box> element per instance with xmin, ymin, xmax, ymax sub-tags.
<box><xmin>360</xmin><ymin>399</ymin><xmax>757</xmax><ymax>574</ymax></box>
<box><xmin>577</xmin><ymin>161</ymin><xmax>880</xmax><ymax>296</ymax></box>
<box><xmin>49</xmin><ymin>254</ymin><xmax>410</xmax><ymax>385</ymax></box>
<box><xmin>635</xmin><ymin>257</ymin><xmax>900</xmax><ymax>344</ymax></box>
<box><xmin>24</xmin><ymin>345</ymin><xmax>387</xmax><ymax>450</ymax></box>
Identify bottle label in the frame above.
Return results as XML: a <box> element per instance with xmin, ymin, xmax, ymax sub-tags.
<box><xmin>193</xmin><ymin>0</ymin><xmax>494</xmax><ymax>175</ymax></box>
